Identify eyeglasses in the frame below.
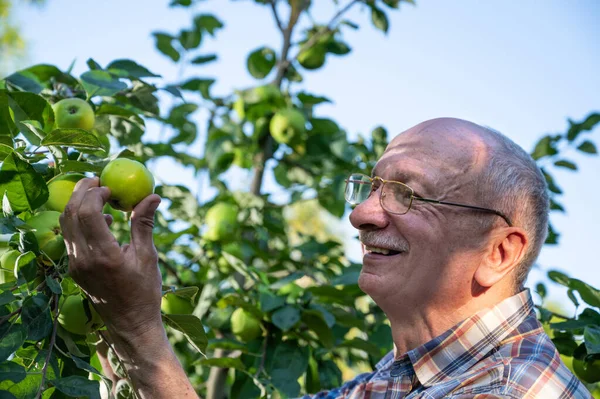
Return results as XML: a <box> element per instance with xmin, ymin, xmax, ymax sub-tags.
<box><xmin>344</xmin><ymin>173</ymin><xmax>513</xmax><ymax>227</ymax></box>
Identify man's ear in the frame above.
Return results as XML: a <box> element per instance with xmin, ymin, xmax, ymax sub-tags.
<box><xmin>474</xmin><ymin>227</ymin><xmax>528</xmax><ymax>288</ymax></box>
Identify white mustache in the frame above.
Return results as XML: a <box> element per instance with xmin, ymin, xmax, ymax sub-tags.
<box><xmin>358</xmin><ymin>231</ymin><xmax>409</xmax><ymax>253</ymax></box>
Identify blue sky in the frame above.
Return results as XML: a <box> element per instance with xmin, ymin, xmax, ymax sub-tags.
<box><xmin>14</xmin><ymin>0</ymin><xmax>600</xmax><ymax>309</ymax></box>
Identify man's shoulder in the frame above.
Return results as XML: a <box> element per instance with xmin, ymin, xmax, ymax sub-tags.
<box><xmin>490</xmin><ymin>326</ymin><xmax>592</xmax><ymax>398</ymax></box>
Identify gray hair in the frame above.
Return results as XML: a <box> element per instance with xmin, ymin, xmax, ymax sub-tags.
<box><xmin>475</xmin><ymin>126</ymin><xmax>550</xmax><ymax>290</ymax></box>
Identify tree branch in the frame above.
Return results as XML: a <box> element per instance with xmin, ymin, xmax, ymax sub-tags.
<box><xmin>269</xmin><ymin>0</ymin><xmax>285</xmax><ymax>33</ymax></box>
<box><xmin>35</xmin><ymin>294</ymin><xmax>59</xmax><ymax>399</ymax></box>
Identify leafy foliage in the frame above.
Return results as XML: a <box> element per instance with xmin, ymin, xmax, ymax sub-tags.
<box><xmin>0</xmin><ymin>0</ymin><xmax>598</xmax><ymax>398</ymax></box>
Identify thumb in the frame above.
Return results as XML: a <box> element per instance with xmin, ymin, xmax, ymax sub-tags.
<box><xmin>130</xmin><ymin>194</ymin><xmax>161</xmax><ymax>250</ymax></box>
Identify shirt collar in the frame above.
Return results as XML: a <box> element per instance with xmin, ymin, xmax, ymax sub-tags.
<box><xmin>405</xmin><ymin>289</ymin><xmax>535</xmax><ymax>387</ymax></box>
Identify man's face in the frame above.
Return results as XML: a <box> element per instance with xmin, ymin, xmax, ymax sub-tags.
<box><xmin>349</xmin><ymin>120</ymin><xmax>490</xmax><ymax>315</ymax></box>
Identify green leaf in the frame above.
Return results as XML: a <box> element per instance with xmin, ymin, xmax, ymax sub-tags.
<box><xmin>21</xmin><ymin>293</ymin><xmax>53</xmax><ymax>341</ymax></box>
<box><xmin>301</xmin><ymin>309</ymin><xmax>334</xmax><ymax>348</ymax></box>
<box><xmin>570</xmin><ymin>279</ymin><xmax>600</xmax><ymax>308</ymax></box>
<box><xmin>548</xmin><ymin>270</ymin><xmax>571</xmax><ymax>287</ymax></box>
<box><xmin>60</xmin><ymin>160</ymin><xmax>104</xmax><ymax>175</ymax></box>
<box><xmin>554</xmin><ymin>159</ymin><xmax>577</xmax><ymax>170</ymax></box>
<box><xmin>193</xmin><ymin>14</ymin><xmax>224</xmax><ymax>36</ymax></box>
<box><xmin>259</xmin><ymin>291</ymin><xmax>285</xmax><ymax>313</ymax></box>
<box><xmin>339</xmin><ymin>337</ymin><xmax>382</xmax><ymax>357</ymax></box>
<box><xmin>268</xmin><ymin>342</ymin><xmax>308</xmax><ymax>398</ymax></box>
<box><xmin>297</xmin><ymin>92</ymin><xmax>331</xmax><ymax>106</ymax></box>
<box><xmin>584</xmin><ymin>325</ymin><xmax>600</xmax><ymax>355</ymax></box>
<box><xmin>246</xmin><ymin>47</ymin><xmax>277</xmax><ymax>79</ymax></box>
<box><xmin>106</xmin><ymin>59</ymin><xmax>160</xmax><ymax>79</ymax></box>
<box><xmin>162</xmin><ymin>286</ymin><xmax>199</xmax><ymax>302</ymax></box>
<box><xmin>198</xmin><ymin>357</ymin><xmax>246</xmax><ymax>370</ymax></box>
<box><xmin>567</xmin><ymin>113</ymin><xmax>600</xmax><ymax>141</ymax></box>
<box><xmin>179</xmin><ymin>28</ymin><xmax>202</xmax><ymax>50</ymax></box>
<box><xmin>271</xmin><ymin>305</ymin><xmax>301</xmax><ymax>331</ymax></box>
<box><xmin>577</xmin><ymin>140</ymin><xmax>597</xmax><ymax>154</ymax></box>
<box><xmin>0</xmin><ymin>325</ymin><xmax>27</xmax><ymax>362</ymax></box>
<box><xmin>0</xmin><ymin>152</ymin><xmax>49</xmax><ymax>212</ymax></box>
<box><xmin>180</xmin><ymin>78</ymin><xmax>215</xmax><ymax>99</ymax></box>
<box><xmin>4</xmin><ymin>91</ymin><xmax>54</xmax><ymax>145</ymax></box>
<box><xmin>0</xmin><ymin>216</ymin><xmax>26</xmax><ymax>235</ymax></box>
<box><xmin>191</xmin><ymin>54</ymin><xmax>218</xmax><ymax>65</ymax></box>
<box><xmin>326</xmin><ymin>40</ymin><xmax>351</xmax><ymax>55</ymax></box>
<box><xmin>51</xmin><ymin>376</ymin><xmax>100</xmax><ymax>399</ymax></box>
<box><xmin>311</xmin><ymin>118</ymin><xmax>339</xmax><ymax>135</ymax></box>
<box><xmin>41</xmin><ymin>128</ymin><xmax>103</xmax><ymax>150</ymax></box>
<box><xmin>371</xmin><ymin>6</ymin><xmax>389</xmax><ymax>33</ymax></box>
<box><xmin>153</xmin><ymin>32</ymin><xmax>180</xmax><ymax>62</ymax></box>
<box><xmin>383</xmin><ymin>0</ymin><xmax>400</xmax><ymax>8</ymax></box>
<box><xmin>531</xmin><ymin>135</ymin><xmax>559</xmax><ymax>160</ymax></box>
<box><xmin>80</xmin><ymin>70</ymin><xmax>127</xmax><ymax>98</ymax></box>
<box><xmin>71</xmin><ymin>356</ymin><xmax>103</xmax><ymax>376</ymax></box>
<box><xmin>162</xmin><ymin>314</ymin><xmax>208</xmax><ymax>355</ymax></box>
<box><xmin>0</xmin><ymin>362</ymin><xmax>25</xmax><ymax>384</ymax></box>
<box><xmin>0</xmin><ymin>292</ymin><xmax>15</xmax><ymax>307</ymax></box>
<box><xmin>170</xmin><ymin>0</ymin><xmax>192</xmax><ymax>6</ymax></box>
<box><xmin>3</xmin><ymin>64</ymin><xmax>78</xmax><ymax>94</ymax></box>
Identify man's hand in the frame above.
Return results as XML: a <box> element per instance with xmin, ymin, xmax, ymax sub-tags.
<box><xmin>60</xmin><ymin>176</ymin><xmax>163</xmax><ymax>338</ymax></box>
<box><xmin>59</xmin><ymin>176</ymin><xmax>198</xmax><ymax>398</ymax></box>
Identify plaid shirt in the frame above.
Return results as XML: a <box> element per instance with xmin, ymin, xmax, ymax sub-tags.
<box><xmin>301</xmin><ymin>290</ymin><xmax>592</xmax><ymax>398</ymax></box>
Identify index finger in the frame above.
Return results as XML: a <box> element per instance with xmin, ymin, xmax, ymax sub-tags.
<box><xmin>62</xmin><ymin>177</ymin><xmax>105</xmax><ymax>219</ymax></box>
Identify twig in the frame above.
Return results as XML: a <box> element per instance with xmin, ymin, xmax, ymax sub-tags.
<box><xmin>253</xmin><ymin>330</ymin><xmax>269</xmax><ymax>378</ymax></box>
<box><xmin>0</xmin><ymin>307</ymin><xmax>22</xmax><ymax>326</ymax></box>
<box><xmin>98</xmin><ymin>330</ymin><xmax>141</xmax><ymax>399</ymax></box>
<box><xmin>158</xmin><ymin>258</ymin><xmax>185</xmax><ymax>286</ymax></box>
<box><xmin>269</xmin><ymin>0</ymin><xmax>285</xmax><ymax>33</ymax></box>
<box><xmin>35</xmin><ymin>294</ymin><xmax>59</xmax><ymax>399</ymax></box>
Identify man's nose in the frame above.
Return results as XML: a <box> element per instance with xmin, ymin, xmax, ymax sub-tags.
<box><xmin>349</xmin><ymin>190</ymin><xmax>389</xmax><ymax>231</ymax></box>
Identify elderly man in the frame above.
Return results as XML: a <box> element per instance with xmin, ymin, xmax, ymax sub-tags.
<box><xmin>61</xmin><ymin>118</ymin><xmax>592</xmax><ymax>398</ymax></box>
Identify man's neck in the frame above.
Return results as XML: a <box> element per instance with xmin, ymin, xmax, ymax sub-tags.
<box><xmin>386</xmin><ymin>286</ymin><xmax>513</xmax><ymax>357</ymax></box>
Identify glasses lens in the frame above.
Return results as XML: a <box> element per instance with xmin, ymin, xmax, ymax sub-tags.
<box><xmin>381</xmin><ymin>181</ymin><xmax>413</xmax><ymax>214</ymax></box>
<box><xmin>345</xmin><ymin>174</ymin><xmax>373</xmax><ymax>205</ymax></box>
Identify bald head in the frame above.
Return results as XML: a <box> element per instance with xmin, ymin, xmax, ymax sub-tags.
<box><xmin>382</xmin><ymin>117</ymin><xmax>549</xmax><ymax>289</ymax></box>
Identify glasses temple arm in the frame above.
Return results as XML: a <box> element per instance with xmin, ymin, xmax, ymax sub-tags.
<box><xmin>414</xmin><ymin>197</ymin><xmax>513</xmax><ymax>226</ymax></box>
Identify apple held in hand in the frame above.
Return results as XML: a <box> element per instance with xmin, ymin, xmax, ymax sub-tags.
<box><xmin>100</xmin><ymin>158</ymin><xmax>155</xmax><ymax>212</ymax></box>
<box><xmin>0</xmin><ymin>250</ymin><xmax>20</xmax><ymax>284</ymax></box>
<box><xmin>45</xmin><ymin>173</ymin><xmax>86</xmax><ymax>213</ymax></box>
<box><xmin>161</xmin><ymin>292</ymin><xmax>194</xmax><ymax>315</ymax></box>
<box><xmin>58</xmin><ymin>294</ymin><xmax>103</xmax><ymax>336</ymax></box>
<box><xmin>53</xmin><ymin>98</ymin><xmax>95</xmax><ymax>131</ymax></box>
<box><xmin>204</xmin><ymin>203</ymin><xmax>239</xmax><ymax>242</ymax></box>
<box><xmin>230</xmin><ymin>308</ymin><xmax>262</xmax><ymax>343</ymax></box>
<box><xmin>269</xmin><ymin>108</ymin><xmax>306</xmax><ymax>144</ymax></box>
<box><xmin>27</xmin><ymin>211</ymin><xmax>65</xmax><ymax>261</ymax></box>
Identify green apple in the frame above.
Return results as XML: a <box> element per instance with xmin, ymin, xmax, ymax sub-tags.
<box><xmin>58</xmin><ymin>294</ymin><xmax>103</xmax><ymax>336</ymax></box>
<box><xmin>204</xmin><ymin>203</ymin><xmax>238</xmax><ymax>242</ymax></box>
<box><xmin>573</xmin><ymin>357</ymin><xmax>600</xmax><ymax>384</ymax></box>
<box><xmin>161</xmin><ymin>293</ymin><xmax>194</xmax><ymax>314</ymax></box>
<box><xmin>0</xmin><ymin>250</ymin><xmax>20</xmax><ymax>284</ymax></box>
<box><xmin>269</xmin><ymin>109</ymin><xmax>306</xmax><ymax>144</ymax></box>
<box><xmin>27</xmin><ymin>211</ymin><xmax>65</xmax><ymax>261</ymax></box>
<box><xmin>100</xmin><ymin>158</ymin><xmax>155</xmax><ymax>212</ymax></box>
<box><xmin>298</xmin><ymin>47</ymin><xmax>326</xmax><ymax>70</ymax></box>
<box><xmin>45</xmin><ymin>173</ymin><xmax>86</xmax><ymax>212</ymax></box>
<box><xmin>53</xmin><ymin>98</ymin><xmax>95</xmax><ymax>131</ymax></box>
<box><xmin>230</xmin><ymin>308</ymin><xmax>262</xmax><ymax>342</ymax></box>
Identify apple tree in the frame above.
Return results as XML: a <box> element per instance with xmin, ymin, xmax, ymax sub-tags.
<box><xmin>0</xmin><ymin>0</ymin><xmax>599</xmax><ymax>398</ymax></box>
